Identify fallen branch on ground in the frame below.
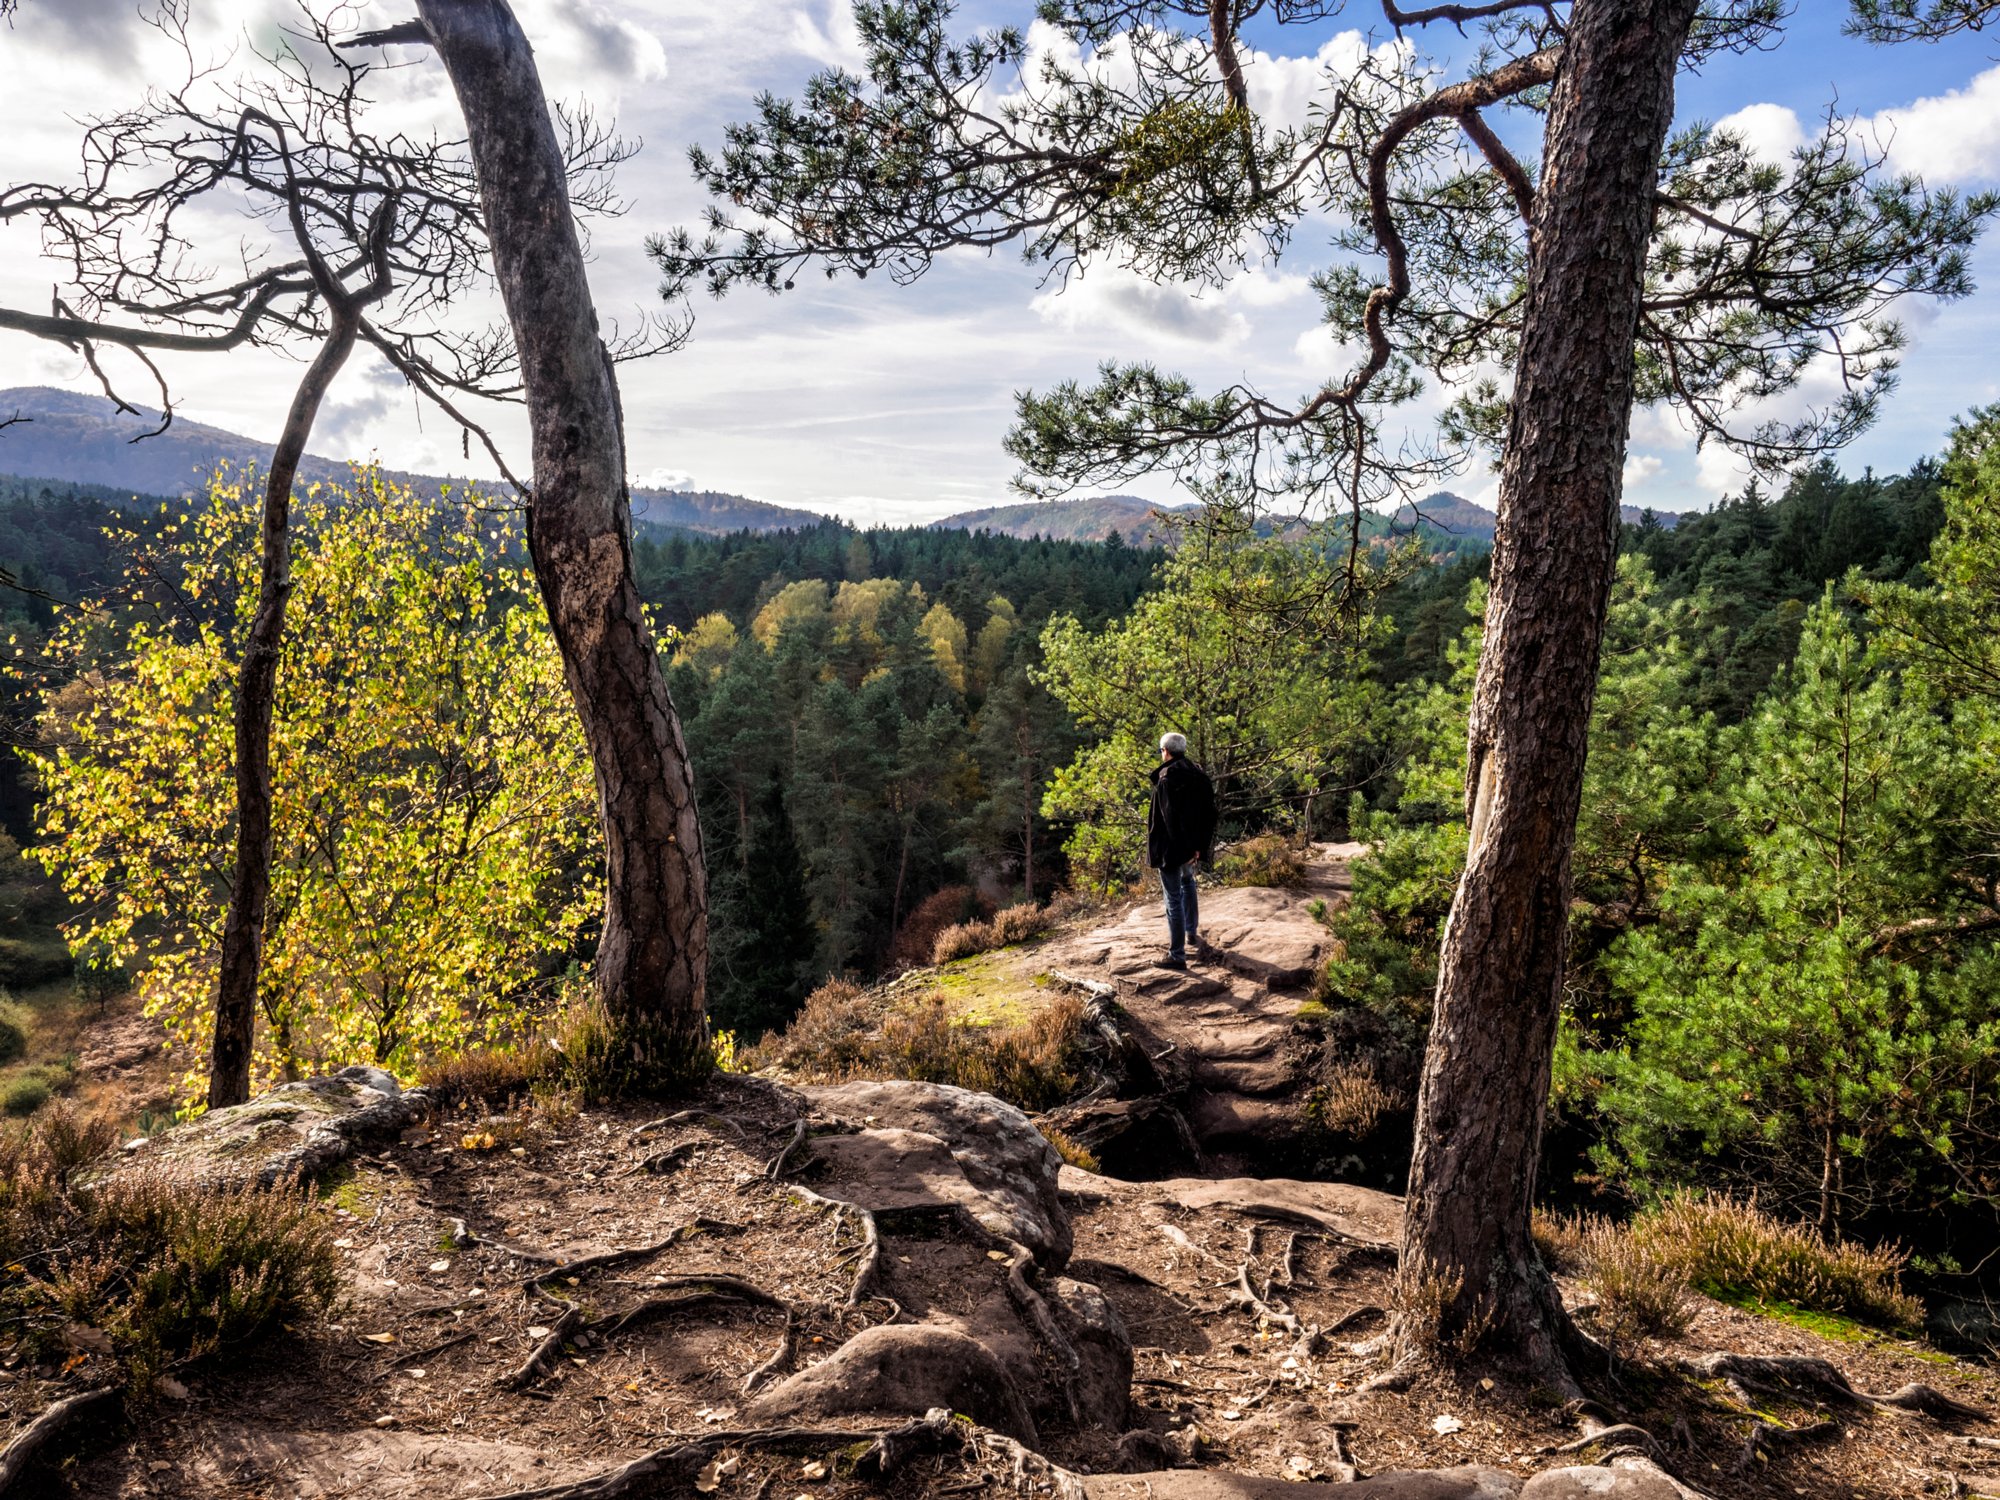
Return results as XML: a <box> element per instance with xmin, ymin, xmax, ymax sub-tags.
<box><xmin>375</xmin><ymin>1330</ymin><xmax>476</xmax><ymax>1376</ymax></box>
<box><xmin>499</xmin><ymin>1298</ymin><xmax>583</xmax><ymax>1391</ymax></box>
<box><xmin>0</xmin><ymin>1388</ymin><xmax>120</xmax><ymax>1495</ymax></box>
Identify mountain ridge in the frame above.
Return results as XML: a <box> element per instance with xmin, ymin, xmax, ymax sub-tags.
<box><xmin>0</xmin><ymin>386</ymin><xmax>826</xmax><ymax>535</ymax></box>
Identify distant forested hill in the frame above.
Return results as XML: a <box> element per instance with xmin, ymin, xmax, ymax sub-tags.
<box><xmin>635</xmin><ymin>517</ymin><xmax>1163</xmax><ymax>636</ymax></box>
<box><xmin>0</xmin><ymin>387</ymin><xmax>826</xmax><ymax>535</ymax></box>
<box><xmin>933</xmin><ymin>493</ymin><xmax>1196</xmax><ymax>544</ymax></box>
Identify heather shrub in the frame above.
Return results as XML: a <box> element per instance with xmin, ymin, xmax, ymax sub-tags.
<box><xmin>891</xmin><ymin>885</ymin><xmax>992</xmax><ymax>969</ymax></box>
<box><xmin>0</xmin><ymin>1102</ymin><xmax>339</xmax><ymax>1390</ymax></box>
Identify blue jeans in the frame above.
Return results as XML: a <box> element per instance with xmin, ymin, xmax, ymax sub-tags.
<box><xmin>1159</xmin><ymin>861</ymin><xmax>1199</xmax><ymax>957</ymax></box>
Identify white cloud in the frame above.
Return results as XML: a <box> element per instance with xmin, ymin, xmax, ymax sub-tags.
<box><xmin>514</xmin><ymin>0</ymin><xmax>668</xmax><ymax>89</ymax></box>
<box><xmin>1623</xmin><ymin>452</ymin><xmax>1665</xmax><ymax>487</ymax></box>
<box><xmin>1712</xmin><ymin>102</ymin><xmax>1806</xmax><ymax>165</ymax></box>
<box><xmin>789</xmin><ymin>0</ymin><xmax>867</xmax><ymax>71</ymax></box>
<box><xmin>1696</xmin><ymin>442</ymin><xmax>1756</xmax><ymax>499</ymax></box>
<box><xmin>1030</xmin><ymin>265</ymin><xmax>1252</xmax><ymax>348</ymax></box>
<box><xmin>1864</xmin><ymin>63</ymin><xmax>2000</xmax><ymax>185</ymax></box>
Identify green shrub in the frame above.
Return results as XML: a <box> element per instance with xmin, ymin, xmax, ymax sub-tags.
<box><xmin>0</xmin><ymin>936</ymin><xmax>74</xmax><ymax>989</ymax></box>
<box><xmin>1</xmin><ymin>1101</ymin><xmax>339</xmax><ymax>1391</ymax></box>
<box><xmin>3</xmin><ymin>1074</ymin><xmax>52</xmax><ymax>1116</ymax></box>
<box><xmin>0</xmin><ymin>1010</ymin><xmax>24</xmax><ymax>1066</ymax></box>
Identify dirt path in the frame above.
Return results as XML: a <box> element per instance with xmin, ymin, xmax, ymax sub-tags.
<box><xmin>1036</xmin><ymin>844</ymin><xmax>1360</xmax><ymax>1170</ymax></box>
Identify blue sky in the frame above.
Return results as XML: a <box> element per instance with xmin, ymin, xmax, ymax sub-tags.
<box><xmin>2</xmin><ymin>1</ymin><xmax>1997</xmax><ymax>523</ymax></box>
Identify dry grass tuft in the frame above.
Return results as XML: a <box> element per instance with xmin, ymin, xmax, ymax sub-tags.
<box><xmin>1305</xmin><ymin>1061</ymin><xmax>1401</xmax><ymax>1138</ymax></box>
<box><xmin>1536</xmin><ymin>1192</ymin><xmax>1919</xmax><ymax>1340</ymax></box>
<box><xmin>1633</xmin><ymin>1192</ymin><xmax>1920</xmax><ymax>1330</ymax></box>
<box><xmin>748</xmin><ymin>984</ymin><xmax>1087</xmax><ymax>1113</ymax></box>
<box><xmin>417</xmin><ymin>1040</ymin><xmax>561</xmax><ymax>1110</ymax></box>
<box><xmin>1213</xmin><ymin>833</ymin><xmax>1309</xmax><ymax>888</ymax></box>
<box><xmin>931</xmin><ymin>901</ymin><xmax>1048</xmax><ymax>965</ymax></box>
<box><xmin>1040</xmin><ymin>1125</ymin><xmax>1101</xmax><ymax>1174</ymax></box>
<box><xmin>891</xmin><ymin>885</ymin><xmax>992</xmax><ymax>970</ymax></box>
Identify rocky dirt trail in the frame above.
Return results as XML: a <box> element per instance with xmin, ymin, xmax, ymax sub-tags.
<box><xmin>1036</xmin><ymin>845</ymin><xmax>1360</xmax><ymax>1174</ymax></box>
<box><xmin>9</xmin><ymin>847</ymin><xmax>2000</xmax><ymax>1499</ymax></box>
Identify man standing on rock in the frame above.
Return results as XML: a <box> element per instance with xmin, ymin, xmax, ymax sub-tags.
<box><xmin>1147</xmin><ymin>732</ymin><xmax>1218</xmax><ymax>971</ymax></box>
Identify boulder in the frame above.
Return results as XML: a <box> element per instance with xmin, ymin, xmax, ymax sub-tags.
<box><xmin>1164</xmin><ymin>1177</ymin><xmax>1401</xmax><ymax>1249</ymax></box>
<box><xmin>1050</xmin><ymin>1275</ymin><xmax>1134</xmax><ymax>1431</ymax></box>
<box><xmin>111</xmin><ymin>1072</ymin><xmax>422</xmax><ymax>1190</ymax></box>
<box><xmin>1086</xmin><ymin>1467</ymin><xmax>1520</xmax><ymax>1499</ymax></box>
<box><xmin>802</xmin><ymin>1080</ymin><xmax>1071</xmax><ymax>1270</ymax></box>
<box><xmin>1519</xmin><ymin>1467</ymin><xmax>1683</xmax><ymax>1500</ymax></box>
<box><xmin>748</xmin><ymin>1320</ymin><xmax>1041</xmax><ymax>1443</ymax></box>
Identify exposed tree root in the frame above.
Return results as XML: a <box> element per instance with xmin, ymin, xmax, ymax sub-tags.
<box><xmin>765</xmin><ymin>1118</ymin><xmax>810</xmax><ymax>1180</ymax></box>
<box><xmin>0</xmin><ymin>1387</ymin><xmax>119</xmax><ymax>1495</ymax></box>
<box><xmin>511</xmin><ymin>1234</ymin><xmax>683</xmax><ymax>1288</ymax></box>
<box><xmin>628</xmin><ymin>1109</ymin><xmax>748</xmax><ymax>1143</ymax></box>
<box><xmin>471</xmin><ymin>1411</ymin><xmax>1086</xmax><ymax>1500</ymax></box>
<box><xmin>1684</xmin><ymin>1352</ymin><xmax>1990</xmax><ymax>1422</ymax></box>
<box><xmin>859</xmin><ymin>1406</ymin><xmax>1089</xmax><ymax>1499</ymax></box>
<box><xmin>627</xmin><ymin>1141</ymin><xmax>697</xmax><ymax>1177</ymax></box>
<box><xmin>1224</xmin><ymin>1260</ymin><xmax>1320</xmax><ymax>1358</ymax></box>
<box><xmin>599</xmin><ymin>1276</ymin><xmax>786</xmax><ymax>1338</ymax></box>
<box><xmin>741</xmin><ymin>1310</ymin><xmax>798</xmax><ymax>1395</ymax></box>
<box><xmin>1001</xmin><ymin>1239</ymin><xmax>1084</xmax><ymax>1427</ymax></box>
<box><xmin>1566</xmin><ymin>1401</ymin><xmax>1718</xmax><ymax>1500</ymax></box>
<box><xmin>1736</xmin><ymin>1417</ymin><xmax>1840</xmax><ymax>1472</ymax></box>
<box><xmin>784</xmin><ymin>1184</ymin><xmax>885</xmax><ymax>1307</ymax></box>
<box><xmin>1324</xmin><ymin>1303</ymin><xmax>1387</xmax><ymax>1337</ymax></box>
<box><xmin>499</xmin><ymin>1298</ymin><xmax>583</xmax><ymax>1391</ymax></box>
<box><xmin>470</xmin><ymin>1422</ymin><xmax>890</xmax><ymax>1500</ymax></box>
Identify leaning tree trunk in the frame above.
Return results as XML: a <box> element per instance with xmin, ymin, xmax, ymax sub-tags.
<box><xmin>415</xmin><ymin>0</ymin><xmax>710</xmax><ymax>1083</ymax></box>
<box><xmin>1392</xmin><ymin>0</ymin><xmax>1700</xmax><ymax>1386</ymax></box>
<box><xmin>208</xmin><ymin>312</ymin><xmax>362</xmax><ymax>1110</ymax></box>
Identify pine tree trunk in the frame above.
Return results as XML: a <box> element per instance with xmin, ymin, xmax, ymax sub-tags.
<box><xmin>208</xmin><ymin>314</ymin><xmax>360</xmax><ymax>1110</ymax></box>
<box><xmin>1393</xmin><ymin>0</ymin><xmax>1699</xmax><ymax>1385</ymax></box>
<box><xmin>415</xmin><ymin>0</ymin><xmax>709</xmax><ymax>1082</ymax></box>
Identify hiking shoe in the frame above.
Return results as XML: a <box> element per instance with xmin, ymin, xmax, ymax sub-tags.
<box><xmin>1159</xmin><ymin>954</ymin><xmax>1188</xmax><ymax>971</ymax></box>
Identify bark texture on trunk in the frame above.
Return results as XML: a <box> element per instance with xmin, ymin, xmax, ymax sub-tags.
<box><xmin>415</xmin><ymin>0</ymin><xmax>709</xmax><ymax>1081</ymax></box>
<box><xmin>208</xmin><ymin>315</ymin><xmax>361</xmax><ymax>1110</ymax></box>
<box><xmin>1394</xmin><ymin>0</ymin><xmax>1700</xmax><ymax>1383</ymax></box>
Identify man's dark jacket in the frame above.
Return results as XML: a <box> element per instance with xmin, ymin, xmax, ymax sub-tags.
<box><xmin>1147</xmin><ymin>756</ymin><xmax>1218</xmax><ymax>870</ymax></box>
